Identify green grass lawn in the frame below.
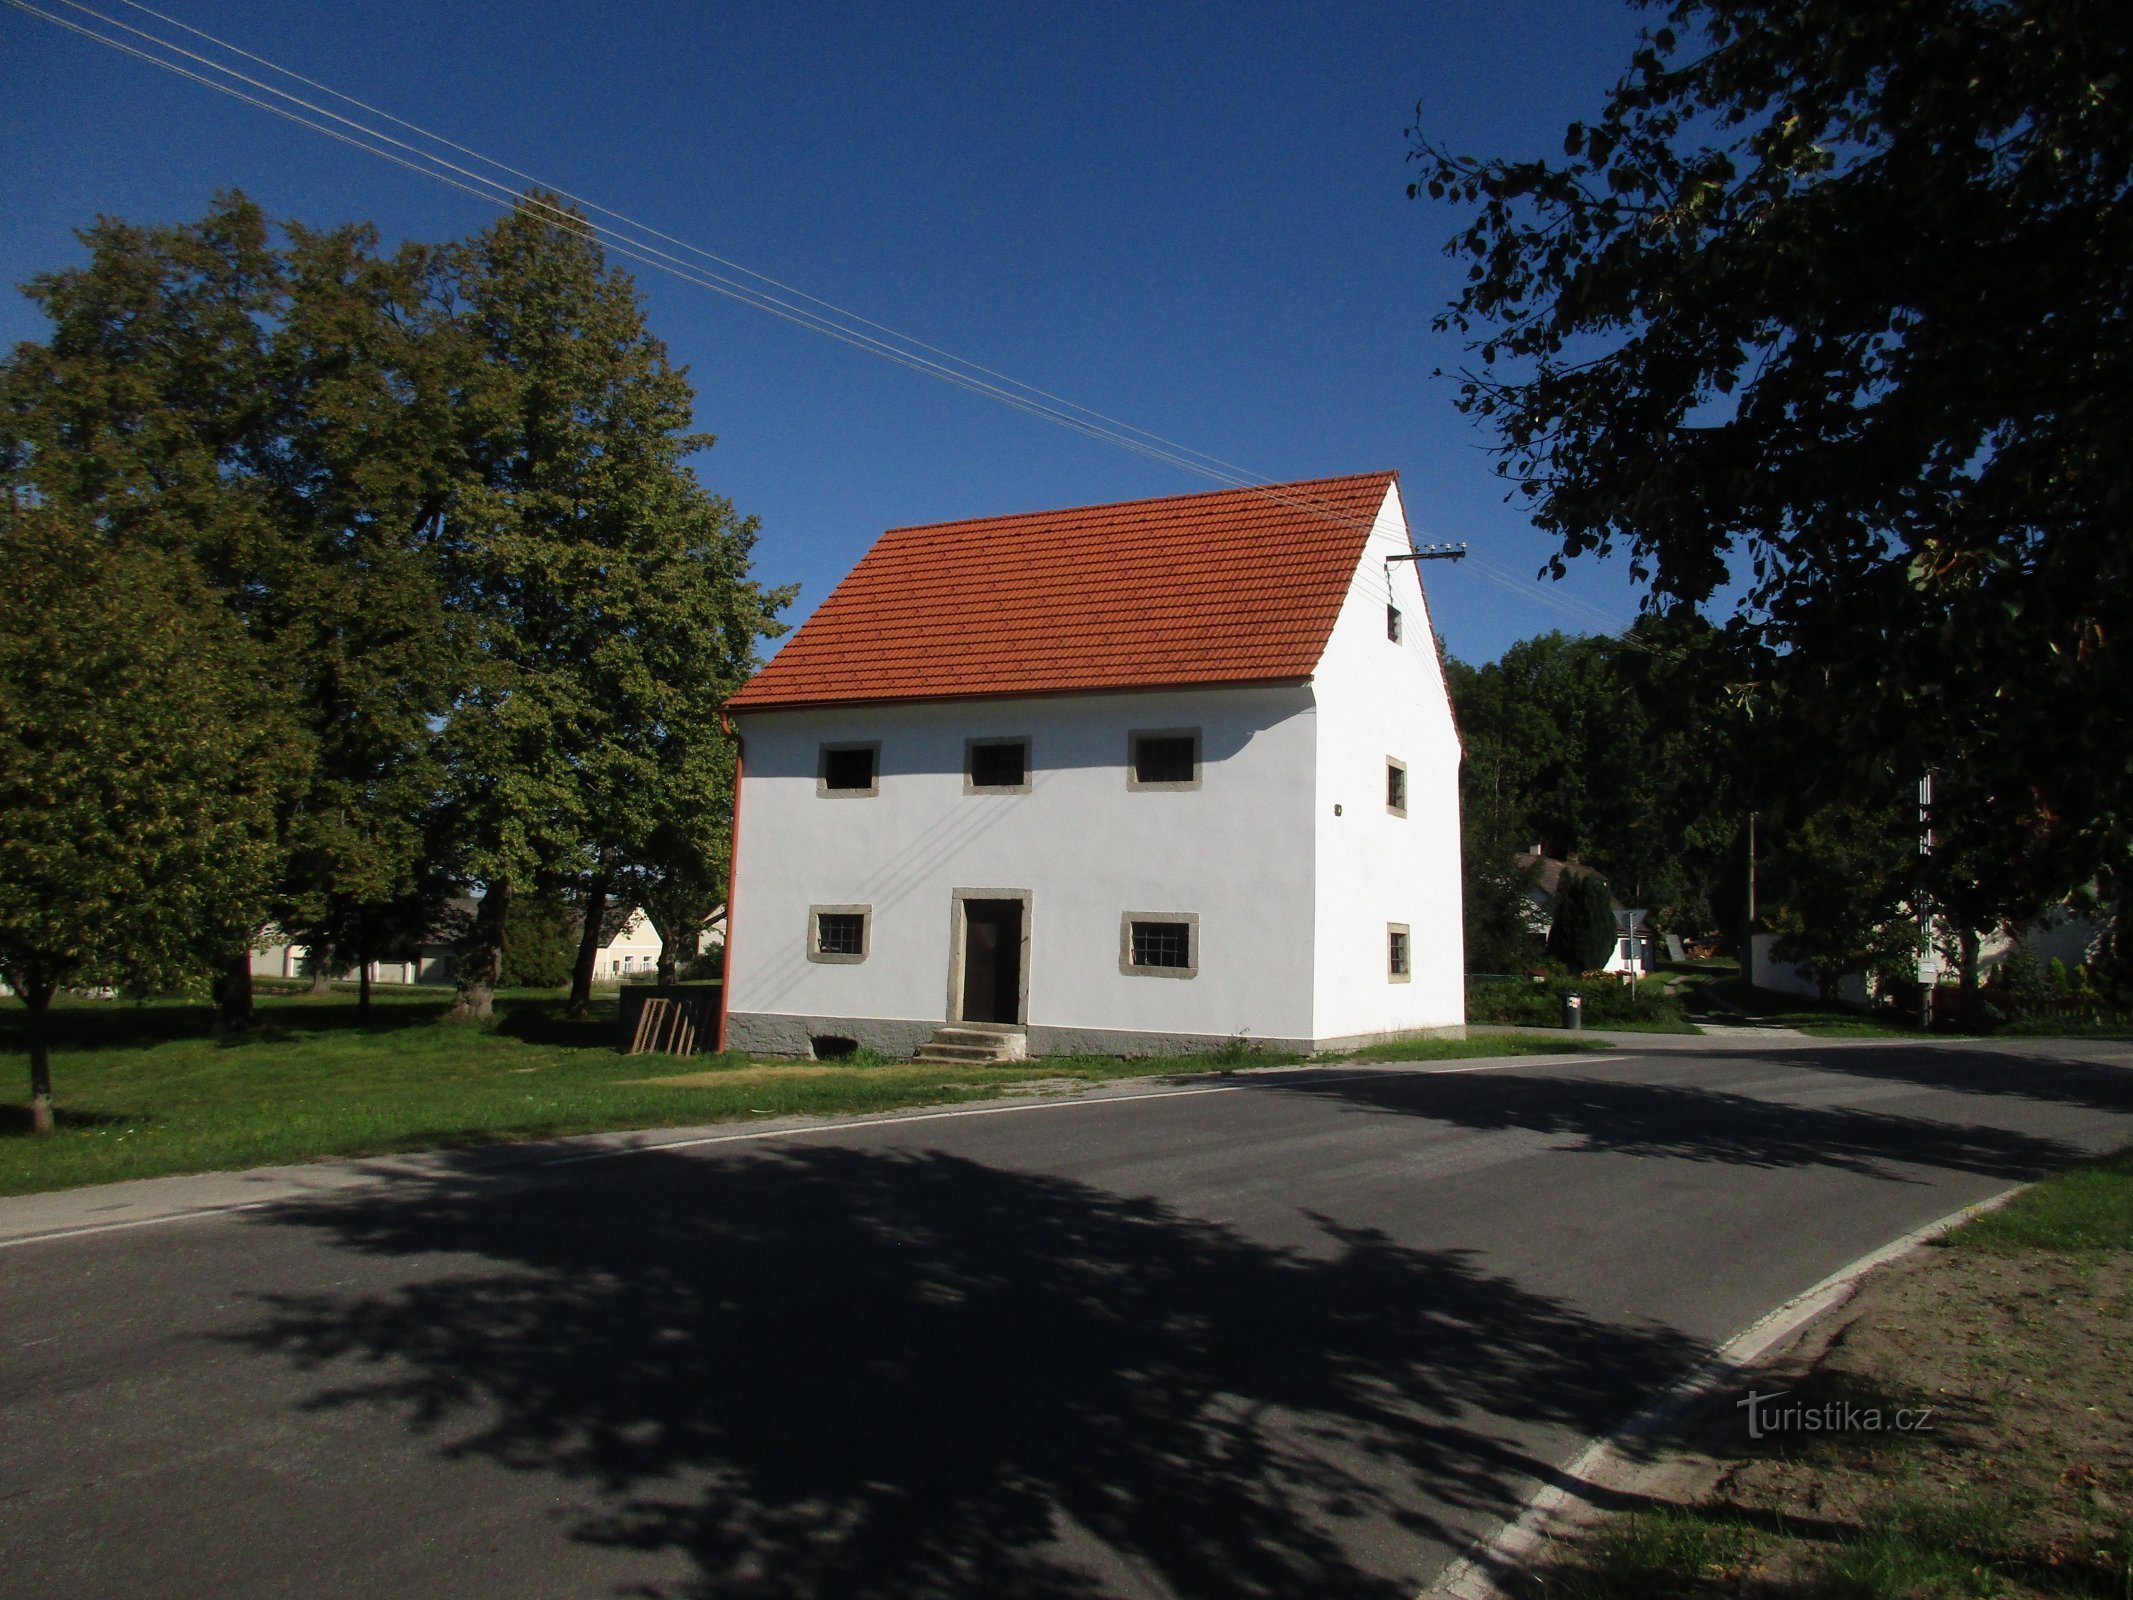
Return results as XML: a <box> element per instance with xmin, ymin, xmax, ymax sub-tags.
<box><xmin>1952</xmin><ymin>1144</ymin><xmax>2133</xmax><ymax>1254</ymax></box>
<box><xmin>0</xmin><ymin>994</ymin><xmax>1600</xmax><ymax>1198</ymax></box>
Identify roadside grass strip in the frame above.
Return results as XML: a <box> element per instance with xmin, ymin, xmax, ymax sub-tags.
<box><xmin>1</xmin><ymin>996</ymin><xmax>1600</xmax><ymax>1197</ymax></box>
<box><xmin>1517</xmin><ymin>1145</ymin><xmax>2133</xmax><ymax>1600</ymax></box>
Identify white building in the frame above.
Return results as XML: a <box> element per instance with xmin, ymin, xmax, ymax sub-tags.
<box><xmin>252</xmin><ymin>900</ymin><xmax>675</xmax><ymax>987</ymax></box>
<box><xmin>721</xmin><ymin>472</ymin><xmax>1465</xmax><ymax>1057</ymax></box>
<box><xmin>598</xmin><ymin>907</ymin><xmax>665</xmax><ymax>981</ymax></box>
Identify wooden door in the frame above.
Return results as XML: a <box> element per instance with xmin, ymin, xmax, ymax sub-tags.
<box><xmin>959</xmin><ymin>899</ymin><xmax>1024</xmax><ymax>1024</ymax></box>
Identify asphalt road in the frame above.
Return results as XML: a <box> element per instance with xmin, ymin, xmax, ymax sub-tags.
<box><xmin>4</xmin><ymin>1035</ymin><xmax>2132</xmax><ymax>1600</ymax></box>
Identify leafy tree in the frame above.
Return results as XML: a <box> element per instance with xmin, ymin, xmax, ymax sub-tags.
<box><xmin>1461</xmin><ymin>848</ymin><xmax>1543</xmax><ymax>974</ymax></box>
<box><xmin>627</xmin><ymin>751</ymin><xmax>737</xmax><ymax>988</ymax></box>
<box><xmin>261</xmin><ymin>221</ymin><xmax>478</xmax><ymax>1018</ymax></box>
<box><xmin>0</xmin><ymin>507</ymin><xmax>289</xmax><ymax>1130</ymax></box>
<box><xmin>1</xmin><ymin>194</ymin><xmax>304</xmax><ymax>1029</ymax></box>
<box><xmin>1765</xmin><ymin>799</ymin><xmax>1918</xmax><ymax>1003</ymax></box>
<box><xmin>1546</xmin><ymin>867</ymin><xmax>1619</xmax><ymax>972</ymax></box>
<box><xmin>439</xmin><ymin>195</ymin><xmax>790</xmax><ymax>1019</ymax></box>
<box><xmin>1412</xmin><ymin>0</ymin><xmax>2133</xmax><ymax>946</ymax></box>
<box><xmin>1447</xmin><ymin>615</ymin><xmax>1742</xmax><ymax>942</ymax></box>
<box><xmin>1</xmin><ymin>195</ymin><xmax>477</xmax><ymax>1031</ymax></box>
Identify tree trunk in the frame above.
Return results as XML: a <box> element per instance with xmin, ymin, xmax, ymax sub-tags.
<box><xmin>357</xmin><ymin>956</ymin><xmax>373</xmax><ymax>1020</ymax></box>
<box><xmin>306</xmin><ymin>947</ymin><xmax>333</xmax><ymax>997</ymax></box>
<box><xmin>451</xmin><ymin>882</ymin><xmax>509</xmax><ymax>1020</ymax></box>
<box><xmin>24</xmin><ymin>970</ymin><xmax>57</xmax><ymax>1135</ymax></box>
<box><xmin>211</xmin><ymin>951</ymin><xmax>255</xmax><ymax>1035</ymax></box>
<box><xmin>643</xmin><ymin>897</ymin><xmax>688</xmax><ymax>987</ymax></box>
<box><xmin>567</xmin><ymin>861</ymin><xmax>612</xmax><ymax>1017</ymax></box>
<box><xmin>1957</xmin><ymin>927</ymin><xmax>1983</xmax><ymax>1029</ymax></box>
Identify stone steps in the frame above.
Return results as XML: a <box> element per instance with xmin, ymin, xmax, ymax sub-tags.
<box><xmin>911</xmin><ymin>1024</ymin><xmax>1029</xmax><ymax>1066</ymax></box>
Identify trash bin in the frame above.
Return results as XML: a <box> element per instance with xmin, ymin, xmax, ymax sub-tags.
<box><xmin>1561</xmin><ymin>991</ymin><xmax>1584</xmax><ymax>1031</ymax></box>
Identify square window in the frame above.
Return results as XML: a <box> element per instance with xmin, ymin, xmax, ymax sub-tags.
<box><xmin>818</xmin><ymin>743</ymin><xmax>879</xmax><ymax>796</ymax></box>
<box><xmin>1128</xmin><ymin>730</ymin><xmax>1200</xmax><ymax>790</ymax></box>
<box><xmin>809</xmin><ymin>906</ymin><xmax>871</xmax><ymax>963</ymax></box>
<box><xmin>1121</xmin><ymin>912</ymin><xmax>1199</xmax><ymax>977</ymax></box>
<box><xmin>1387</xmin><ymin>604</ymin><xmax>1403</xmax><ymax>643</ymax></box>
<box><xmin>1386</xmin><ymin>758</ymin><xmax>1408</xmax><ymax>816</ymax></box>
<box><xmin>965</xmin><ymin>738</ymin><xmax>1031</xmax><ymax>793</ymax></box>
<box><xmin>1388</xmin><ymin>924</ymin><xmax>1411</xmax><ymax>981</ymax></box>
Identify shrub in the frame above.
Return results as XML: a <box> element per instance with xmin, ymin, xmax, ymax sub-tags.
<box><xmin>2049</xmin><ymin>956</ymin><xmax>2071</xmax><ymax>994</ymax></box>
<box><xmin>499</xmin><ymin>895</ymin><xmax>577</xmax><ymax>989</ymax></box>
<box><xmin>1994</xmin><ymin>945</ymin><xmax>2050</xmax><ymax>1000</ymax></box>
<box><xmin>1546</xmin><ymin>868</ymin><xmax>1619</xmax><ymax>973</ymax></box>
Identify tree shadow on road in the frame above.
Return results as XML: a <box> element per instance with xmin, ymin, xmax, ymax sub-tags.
<box><xmin>1263</xmin><ymin>1064</ymin><xmax>2090</xmax><ymax>1182</ymax></box>
<box><xmin>1766</xmin><ymin>1041</ymin><xmax>2133</xmax><ymax>1120</ymax></box>
<box><xmin>230</xmin><ymin>1145</ymin><xmax>1706</xmax><ymax>1599</ymax></box>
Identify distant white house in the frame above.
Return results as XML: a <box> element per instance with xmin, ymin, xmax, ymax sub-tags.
<box><xmin>252</xmin><ymin>899</ymin><xmax>685</xmax><ymax>987</ymax></box>
<box><xmin>721</xmin><ymin>471</ymin><xmax>1466</xmax><ymax>1057</ymax></box>
<box><xmin>599</xmin><ymin>908</ymin><xmax>663</xmax><ymax>980</ymax></box>
<box><xmin>1751</xmin><ymin>908</ymin><xmax>2107</xmax><ymax>1003</ymax></box>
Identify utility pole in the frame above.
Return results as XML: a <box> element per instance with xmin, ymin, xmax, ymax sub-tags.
<box><xmin>1915</xmin><ymin>773</ymin><xmax>1938</xmax><ymax>1029</ymax></box>
<box><xmin>1744</xmin><ymin>811</ymin><xmax>1757</xmax><ymax>979</ymax></box>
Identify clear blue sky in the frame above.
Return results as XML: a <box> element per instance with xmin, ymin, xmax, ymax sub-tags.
<box><xmin>2</xmin><ymin>0</ymin><xmax>1660</xmax><ymax>666</ymax></box>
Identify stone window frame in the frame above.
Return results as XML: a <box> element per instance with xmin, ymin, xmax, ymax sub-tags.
<box><xmin>1119</xmin><ymin>911</ymin><xmax>1200</xmax><ymax>979</ymax></box>
<box><xmin>1386</xmin><ymin>756</ymin><xmax>1409</xmax><ymax>818</ymax></box>
<box><xmin>807</xmin><ymin>904</ymin><xmax>871</xmax><ymax>964</ymax></box>
<box><xmin>1125</xmin><ymin>728</ymin><xmax>1202</xmax><ymax>793</ymax></box>
<box><xmin>816</xmin><ymin>741</ymin><xmax>881</xmax><ymax>798</ymax></box>
<box><xmin>1388</xmin><ymin>922</ymin><xmax>1412</xmax><ymax>982</ymax></box>
<box><xmin>963</xmin><ymin>736</ymin><xmax>1034</xmax><ymax>796</ymax></box>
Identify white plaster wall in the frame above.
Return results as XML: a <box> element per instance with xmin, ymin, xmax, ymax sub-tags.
<box><xmin>1308</xmin><ymin>485</ymin><xmax>1466</xmax><ymax>1038</ymax></box>
<box><xmin>1749</xmin><ymin>932</ymin><xmax>1871</xmax><ymax>1006</ymax></box>
<box><xmin>727</xmin><ymin>685</ymin><xmax>1320</xmax><ymax>1045</ymax></box>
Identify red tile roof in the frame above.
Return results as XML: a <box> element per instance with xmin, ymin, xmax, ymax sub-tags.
<box><xmin>726</xmin><ymin>471</ymin><xmax>1401</xmax><ymax>711</ymax></box>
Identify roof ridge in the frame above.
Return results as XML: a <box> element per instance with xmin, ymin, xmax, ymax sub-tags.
<box><xmin>877</xmin><ymin>469</ymin><xmax>1398</xmax><ymax>540</ymax></box>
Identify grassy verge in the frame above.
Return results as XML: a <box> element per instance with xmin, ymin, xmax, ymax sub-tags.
<box><xmin>0</xmin><ymin>997</ymin><xmax>1600</xmax><ymax>1198</ymax></box>
<box><xmin>1524</xmin><ymin>1145</ymin><xmax>2133</xmax><ymax>1598</ymax></box>
<box><xmin>1342</xmin><ymin>1030</ymin><xmax>1612</xmax><ymax>1063</ymax></box>
<box><xmin>1688</xmin><ymin>975</ymin><xmax>1927</xmax><ymax>1038</ymax></box>
<box><xmin>1469</xmin><ymin>976</ymin><xmax>1700</xmax><ymax>1035</ymax></box>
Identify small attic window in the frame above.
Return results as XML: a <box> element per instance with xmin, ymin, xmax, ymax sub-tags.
<box><xmin>1387</xmin><ymin>604</ymin><xmax>1404</xmax><ymax>643</ymax></box>
<box><xmin>1128</xmin><ymin>730</ymin><xmax>1200</xmax><ymax>791</ymax></box>
<box><xmin>965</xmin><ymin>738</ymin><xmax>1031</xmax><ymax>794</ymax></box>
<box><xmin>818</xmin><ymin>743</ymin><xmax>879</xmax><ymax>797</ymax></box>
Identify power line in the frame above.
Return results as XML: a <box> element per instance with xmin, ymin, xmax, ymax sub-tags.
<box><xmin>6</xmin><ymin>0</ymin><xmax>1653</xmax><ymax>647</ymax></box>
<box><xmin>90</xmin><ymin>0</ymin><xmax>1267</xmax><ymax>492</ymax></box>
